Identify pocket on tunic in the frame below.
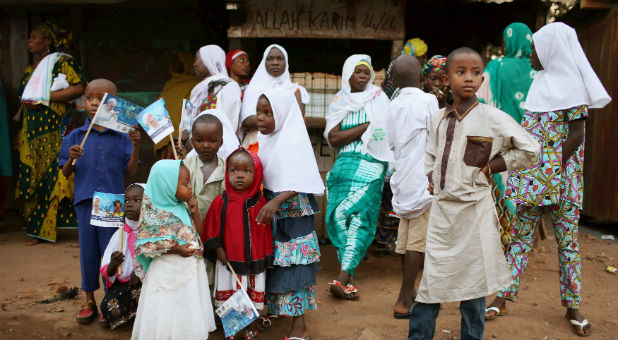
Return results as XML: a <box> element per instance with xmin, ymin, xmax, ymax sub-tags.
<box><xmin>463</xmin><ymin>136</ymin><xmax>493</xmax><ymax>168</ymax></box>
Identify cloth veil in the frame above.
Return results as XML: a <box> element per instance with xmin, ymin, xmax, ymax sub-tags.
<box><xmin>524</xmin><ymin>22</ymin><xmax>611</xmax><ymax>112</ymax></box>
<box><xmin>257</xmin><ymin>88</ymin><xmax>324</xmax><ymax>195</ymax></box>
<box><xmin>240</xmin><ymin>44</ymin><xmax>309</xmax><ymax>124</ymax></box>
<box><xmin>324</xmin><ymin>54</ymin><xmax>393</xmax><ymax>162</ymax></box>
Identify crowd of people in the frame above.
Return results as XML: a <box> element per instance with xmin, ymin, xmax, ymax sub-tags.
<box><xmin>10</xmin><ymin>18</ymin><xmax>612</xmax><ymax>340</ymax></box>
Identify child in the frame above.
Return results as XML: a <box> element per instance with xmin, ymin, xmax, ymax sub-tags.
<box><xmin>387</xmin><ymin>55</ymin><xmax>436</xmax><ymax>319</ymax></box>
<box><xmin>185</xmin><ymin>109</ymin><xmax>241</xmax><ymax>161</ymax></box>
<box><xmin>131</xmin><ymin>160</ymin><xmax>216</xmax><ymax>340</ymax></box>
<box><xmin>99</xmin><ymin>183</ymin><xmax>145</xmax><ymax>329</ymax></box>
<box><xmin>422</xmin><ymin>55</ymin><xmax>448</xmax><ymax>108</ymax></box>
<box><xmin>407</xmin><ymin>47</ymin><xmax>539</xmax><ymax>340</ymax></box>
<box><xmin>485</xmin><ymin>22</ymin><xmax>611</xmax><ymax>337</ymax></box>
<box><xmin>203</xmin><ymin>148</ymin><xmax>273</xmax><ymax>339</ymax></box>
<box><xmin>256</xmin><ymin>88</ymin><xmax>324</xmax><ymax>340</ymax></box>
<box><xmin>59</xmin><ymin>78</ymin><xmax>140</xmax><ymax>324</ymax></box>
<box><xmin>112</xmin><ymin>200</ymin><xmax>123</xmax><ymax>217</ymax></box>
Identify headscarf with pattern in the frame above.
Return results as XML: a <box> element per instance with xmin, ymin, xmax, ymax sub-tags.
<box><xmin>422</xmin><ymin>55</ymin><xmax>447</xmax><ymax>76</ymax></box>
<box><xmin>38</xmin><ymin>22</ymin><xmax>72</xmax><ymax>53</ymax></box>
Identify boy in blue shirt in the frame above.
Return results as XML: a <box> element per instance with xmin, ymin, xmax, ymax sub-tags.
<box><xmin>59</xmin><ymin>78</ymin><xmax>140</xmax><ymax>324</ymax></box>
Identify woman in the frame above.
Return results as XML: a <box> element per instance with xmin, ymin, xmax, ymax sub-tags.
<box><xmin>16</xmin><ymin>22</ymin><xmax>86</xmax><ymax>244</ymax></box>
<box><xmin>226</xmin><ymin>49</ymin><xmax>251</xmax><ymax>96</ymax></box>
<box><xmin>239</xmin><ymin>44</ymin><xmax>309</xmax><ymax>154</ymax></box>
<box><xmin>478</xmin><ymin>22</ymin><xmax>536</xmax><ymax>252</ymax></box>
<box><xmin>156</xmin><ymin>51</ymin><xmax>200</xmax><ymax>159</ymax></box>
<box><xmin>324</xmin><ymin>55</ymin><xmax>392</xmax><ymax>299</ymax></box>
<box><xmin>381</xmin><ymin>37</ymin><xmax>428</xmax><ymax>99</ymax></box>
<box><xmin>190</xmin><ymin>45</ymin><xmax>242</xmax><ymax>137</ymax></box>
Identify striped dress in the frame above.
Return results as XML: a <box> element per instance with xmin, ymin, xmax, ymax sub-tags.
<box><xmin>325</xmin><ymin>108</ymin><xmax>387</xmax><ymax>276</ymax></box>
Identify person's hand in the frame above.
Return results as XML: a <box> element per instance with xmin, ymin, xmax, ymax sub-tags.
<box><xmin>216</xmin><ymin>247</ymin><xmax>228</xmax><ymax>264</ymax></box>
<box><xmin>256</xmin><ymin>200</ymin><xmax>280</xmax><ymax>225</ymax></box>
<box><xmin>427</xmin><ymin>181</ymin><xmax>434</xmax><ymax>195</ymax></box>
<box><xmin>170</xmin><ymin>243</ymin><xmax>196</xmax><ymax>257</ymax></box>
<box><xmin>69</xmin><ymin>144</ymin><xmax>83</xmax><ymax>160</ymax></box>
<box><xmin>128</xmin><ymin>127</ymin><xmax>141</xmax><ymax>146</ymax></box>
<box><xmin>130</xmin><ymin>272</ymin><xmax>141</xmax><ymax>287</ymax></box>
<box><xmin>481</xmin><ymin>165</ymin><xmax>490</xmax><ymax>181</ymax></box>
<box><xmin>430</xmin><ymin>87</ymin><xmax>446</xmax><ymax>101</ymax></box>
<box><xmin>109</xmin><ymin>251</ymin><xmax>124</xmax><ymax>272</ymax></box>
<box><xmin>187</xmin><ymin>197</ymin><xmax>199</xmax><ymax>217</ymax></box>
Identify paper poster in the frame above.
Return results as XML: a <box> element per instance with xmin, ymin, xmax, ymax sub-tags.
<box><xmin>216</xmin><ymin>289</ymin><xmax>258</xmax><ymax>337</ymax></box>
<box><xmin>180</xmin><ymin>99</ymin><xmax>194</xmax><ymax>134</ymax></box>
<box><xmin>93</xmin><ymin>93</ymin><xmax>143</xmax><ymax>134</ymax></box>
<box><xmin>90</xmin><ymin>192</ymin><xmax>125</xmax><ymax>228</ymax></box>
<box><xmin>136</xmin><ymin>98</ymin><xmax>175</xmax><ymax>144</ymax></box>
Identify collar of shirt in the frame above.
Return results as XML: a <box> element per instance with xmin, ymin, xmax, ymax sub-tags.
<box><xmin>444</xmin><ymin>95</ymin><xmax>479</xmax><ymax>121</ymax></box>
<box><xmin>77</xmin><ymin>118</ymin><xmax>113</xmax><ymax>134</ymax></box>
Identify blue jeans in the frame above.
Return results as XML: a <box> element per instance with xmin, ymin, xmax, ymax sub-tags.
<box><xmin>408</xmin><ymin>297</ymin><xmax>485</xmax><ymax>340</ymax></box>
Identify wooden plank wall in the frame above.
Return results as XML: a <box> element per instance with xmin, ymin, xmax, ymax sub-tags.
<box><xmin>575</xmin><ymin>7</ymin><xmax>618</xmax><ymax>221</ymax></box>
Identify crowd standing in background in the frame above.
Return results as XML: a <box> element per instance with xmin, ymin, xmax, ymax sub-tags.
<box><xmin>9</xmin><ymin>19</ymin><xmax>612</xmax><ymax>340</ymax></box>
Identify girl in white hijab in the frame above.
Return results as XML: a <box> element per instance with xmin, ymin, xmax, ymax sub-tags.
<box><xmin>185</xmin><ymin>108</ymin><xmax>241</xmax><ymax>160</ymax></box>
<box><xmin>323</xmin><ymin>54</ymin><xmax>392</xmax><ymax>300</ymax></box>
<box><xmin>255</xmin><ymin>87</ymin><xmax>322</xmax><ymax>340</ymax></box>
<box><xmin>190</xmin><ymin>45</ymin><xmax>242</xmax><ymax>135</ymax></box>
<box><xmin>487</xmin><ymin>22</ymin><xmax>611</xmax><ymax>337</ymax></box>
<box><xmin>240</xmin><ymin>44</ymin><xmax>309</xmax><ymax>151</ymax></box>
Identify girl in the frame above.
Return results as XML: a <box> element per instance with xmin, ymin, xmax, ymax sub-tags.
<box><xmin>323</xmin><ymin>54</ymin><xmax>392</xmax><ymax>300</ymax></box>
<box><xmin>203</xmin><ymin>148</ymin><xmax>273</xmax><ymax>340</ymax></box>
<box><xmin>99</xmin><ymin>183</ymin><xmax>145</xmax><ymax>329</ymax></box>
<box><xmin>239</xmin><ymin>44</ymin><xmax>309</xmax><ymax>154</ymax></box>
<box><xmin>422</xmin><ymin>55</ymin><xmax>448</xmax><ymax>108</ymax></box>
<box><xmin>131</xmin><ymin>160</ymin><xmax>216</xmax><ymax>340</ymax></box>
<box><xmin>191</xmin><ymin>45</ymin><xmax>242</xmax><ymax>135</ymax></box>
<box><xmin>256</xmin><ymin>87</ymin><xmax>324</xmax><ymax>340</ymax></box>
<box><xmin>16</xmin><ymin>22</ymin><xmax>86</xmax><ymax>244</ymax></box>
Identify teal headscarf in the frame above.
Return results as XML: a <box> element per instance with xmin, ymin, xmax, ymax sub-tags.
<box><xmin>143</xmin><ymin>159</ymin><xmax>192</xmax><ymax>226</ymax></box>
<box><xmin>481</xmin><ymin>22</ymin><xmax>536</xmax><ymax>124</ymax></box>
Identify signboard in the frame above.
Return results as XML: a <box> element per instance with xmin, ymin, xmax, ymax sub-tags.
<box><xmin>228</xmin><ymin>0</ymin><xmax>405</xmax><ymax>40</ymax></box>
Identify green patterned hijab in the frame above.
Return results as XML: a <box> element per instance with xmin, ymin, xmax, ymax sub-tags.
<box><xmin>482</xmin><ymin>22</ymin><xmax>536</xmax><ymax>123</ymax></box>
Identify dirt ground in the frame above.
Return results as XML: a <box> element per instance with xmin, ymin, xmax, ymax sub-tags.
<box><xmin>0</xmin><ymin>218</ymin><xmax>616</xmax><ymax>340</ymax></box>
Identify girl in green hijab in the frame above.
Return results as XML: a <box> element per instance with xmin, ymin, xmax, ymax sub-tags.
<box><xmin>478</xmin><ymin>22</ymin><xmax>536</xmax><ymax>255</ymax></box>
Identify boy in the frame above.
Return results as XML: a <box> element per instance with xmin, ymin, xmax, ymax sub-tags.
<box><xmin>407</xmin><ymin>48</ymin><xmax>539</xmax><ymax>340</ymax></box>
<box><xmin>184</xmin><ymin>113</ymin><xmax>226</xmax><ymax>284</ymax></box>
<box><xmin>387</xmin><ymin>55</ymin><xmax>436</xmax><ymax>319</ymax></box>
<box><xmin>59</xmin><ymin>78</ymin><xmax>140</xmax><ymax>324</ymax></box>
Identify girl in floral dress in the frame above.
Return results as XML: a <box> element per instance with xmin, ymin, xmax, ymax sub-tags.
<box><xmin>255</xmin><ymin>88</ymin><xmax>324</xmax><ymax>340</ymax></box>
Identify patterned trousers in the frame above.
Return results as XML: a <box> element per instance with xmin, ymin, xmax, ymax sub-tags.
<box><xmin>497</xmin><ymin>200</ymin><xmax>581</xmax><ymax>309</ymax></box>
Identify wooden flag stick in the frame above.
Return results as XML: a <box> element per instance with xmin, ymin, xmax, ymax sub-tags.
<box><xmin>170</xmin><ymin>134</ymin><xmax>179</xmax><ymax>160</ymax></box>
<box><xmin>71</xmin><ymin>117</ymin><xmax>97</xmax><ymax>166</ymax></box>
<box><xmin>117</xmin><ymin>225</ymin><xmax>124</xmax><ymax>276</ymax></box>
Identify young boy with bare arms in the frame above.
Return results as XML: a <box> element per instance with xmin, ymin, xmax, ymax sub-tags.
<box><xmin>407</xmin><ymin>48</ymin><xmax>539</xmax><ymax>340</ymax></box>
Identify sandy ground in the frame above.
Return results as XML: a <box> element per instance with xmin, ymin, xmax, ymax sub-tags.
<box><xmin>0</xmin><ymin>218</ymin><xmax>616</xmax><ymax>340</ymax></box>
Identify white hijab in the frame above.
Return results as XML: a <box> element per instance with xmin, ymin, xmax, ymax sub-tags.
<box><xmin>190</xmin><ymin>45</ymin><xmax>232</xmax><ymax>111</ymax></box>
<box><xmin>187</xmin><ymin>109</ymin><xmax>240</xmax><ymax>160</ymax></box>
<box><xmin>258</xmin><ymin>87</ymin><xmax>324</xmax><ymax>195</ymax></box>
<box><xmin>240</xmin><ymin>44</ymin><xmax>309</xmax><ymax>124</ymax></box>
<box><xmin>324</xmin><ymin>54</ymin><xmax>393</xmax><ymax>162</ymax></box>
<box><xmin>524</xmin><ymin>22</ymin><xmax>611</xmax><ymax>112</ymax></box>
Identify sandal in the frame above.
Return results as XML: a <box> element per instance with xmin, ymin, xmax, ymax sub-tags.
<box><xmin>98</xmin><ymin>314</ymin><xmax>109</xmax><ymax>328</ymax></box>
<box><xmin>345</xmin><ymin>283</ymin><xmax>360</xmax><ymax>300</ymax></box>
<box><xmin>394</xmin><ymin>303</ymin><xmax>415</xmax><ymax>319</ymax></box>
<box><xmin>484</xmin><ymin>306</ymin><xmax>507</xmax><ymax>320</ymax></box>
<box><xmin>283</xmin><ymin>337</ymin><xmax>312</xmax><ymax>340</ymax></box>
<box><xmin>76</xmin><ymin>301</ymin><xmax>98</xmax><ymax>324</ymax></box>
<box><xmin>244</xmin><ymin>330</ymin><xmax>258</xmax><ymax>340</ymax></box>
<box><xmin>566</xmin><ymin>316</ymin><xmax>593</xmax><ymax>337</ymax></box>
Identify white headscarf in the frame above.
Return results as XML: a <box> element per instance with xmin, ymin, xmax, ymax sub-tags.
<box><xmin>524</xmin><ymin>22</ymin><xmax>611</xmax><ymax>112</ymax></box>
<box><xmin>257</xmin><ymin>87</ymin><xmax>324</xmax><ymax>195</ymax></box>
<box><xmin>324</xmin><ymin>54</ymin><xmax>393</xmax><ymax>162</ymax></box>
<box><xmin>240</xmin><ymin>44</ymin><xmax>309</xmax><ymax>124</ymax></box>
<box><xmin>187</xmin><ymin>109</ymin><xmax>240</xmax><ymax>160</ymax></box>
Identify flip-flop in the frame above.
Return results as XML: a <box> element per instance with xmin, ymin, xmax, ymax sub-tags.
<box><xmin>345</xmin><ymin>283</ymin><xmax>360</xmax><ymax>300</ymax></box>
<box><xmin>566</xmin><ymin>317</ymin><xmax>593</xmax><ymax>337</ymax></box>
<box><xmin>394</xmin><ymin>303</ymin><xmax>415</xmax><ymax>319</ymax></box>
<box><xmin>283</xmin><ymin>337</ymin><xmax>311</xmax><ymax>340</ymax></box>
<box><xmin>484</xmin><ymin>306</ymin><xmax>507</xmax><ymax>320</ymax></box>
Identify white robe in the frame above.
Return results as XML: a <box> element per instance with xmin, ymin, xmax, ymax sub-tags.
<box><xmin>418</xmin><ymin>101</ymin><xmax>539</xmax><ymax>303</ymax></box>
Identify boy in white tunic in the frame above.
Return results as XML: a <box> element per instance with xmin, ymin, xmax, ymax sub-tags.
<box><xmin>387</xmin><ymin>55</ymin><xmax>436</xmax><ymax>319</ymax></box>
<box><xmin>408</xmin><ymin>47</ymin><xmax>539</xmax><ymax>340</ymax></box>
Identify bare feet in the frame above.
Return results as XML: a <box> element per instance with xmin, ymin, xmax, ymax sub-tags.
<box><xmin>566</xmin><ymin>308</ymin><xmax>593</xmax><ymax>336</ymax></box>
<box><xmin>25</xmin><ymin>238</ymin><xmax>39</xmax><ymax>246</ymax></box>
<box><xmin>484</xmin><ymin>296</ymin><xmax>507</xmax><ymax>320</ymax></box>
